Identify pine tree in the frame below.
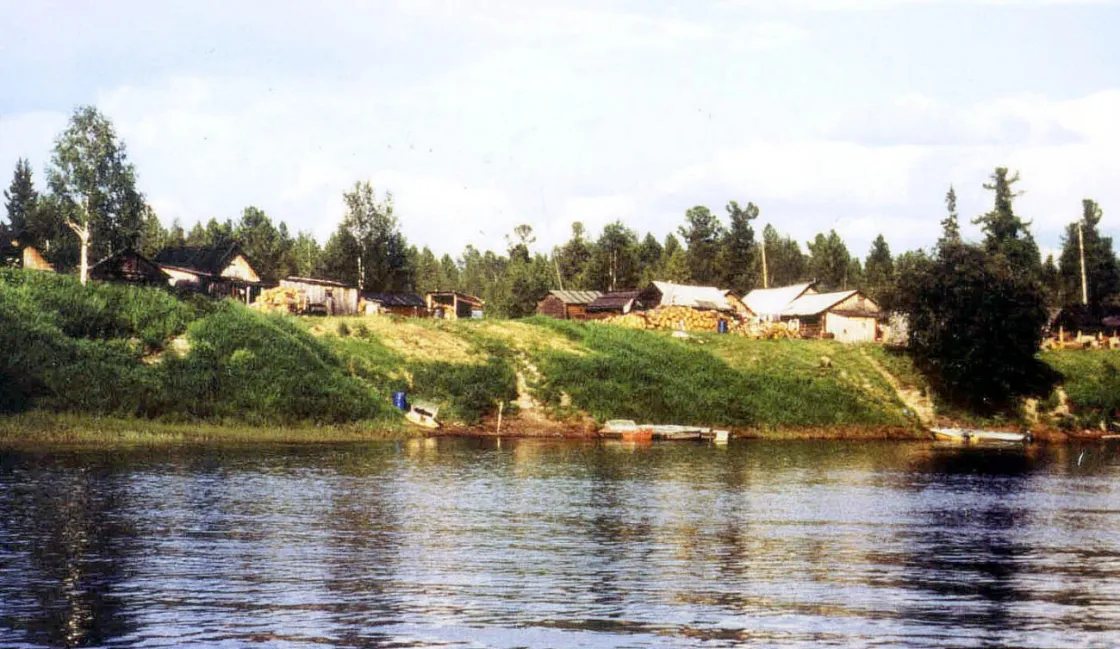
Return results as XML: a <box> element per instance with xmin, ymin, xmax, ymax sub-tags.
<box><xmin>719</xmin><ymin>200</ymin><xmax>759</xmax><ymax>293</ymax></box>
<box><xmin>678</xmin><ymin>205</ymin><xmax>723</xmax><ymax>285</ymax></box>
<box><xmin>939</xmin><ymin>185</ymin><xmax>960</xmax><ymax>246</ymax></box>
<box><xmin>863</xmin><ymin>234</ymin><xmax>894</xmax><ymax>300</ymax></box>
<box><xmin>1058</xmin><ymin>199</ymin><xmax>1120</xmax><ymax>308</ymax></box>
<box><xmin>3</xmin><ymin>158</ymin><xmax>38</xmax><ymax>234</ymax></box>
<box><xmin>974</xmin><ymin>167</ymin><xmax>1040</xmax><ymax>276</ymax></box>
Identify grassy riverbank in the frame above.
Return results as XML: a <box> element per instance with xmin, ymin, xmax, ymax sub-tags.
<box><xmin>2</xmin><ymin>269</ymin><xmax>1117</xmax><ymax>444</ymax></box>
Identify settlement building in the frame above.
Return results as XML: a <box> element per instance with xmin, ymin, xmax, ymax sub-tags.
<box><xmin>782</xmin><ymin>290</ymin><xmax>881</xmax><ymax>343</ymax></box>
<box><xmin>154</xmin><ymin>243</ymin><xmax>263</xmax><ymax>303</ymax></box>
<box><xmin>584</xmin><ymin>290</ymin><xmax>644</xmax><ymax>319</ymax></box>
<box><xmin>0</xmin><ymin>231</ymin><xmax>54</xmax><ymax>271</ymax></box>
<box><xmin>89</xmin><ymin>249</ymin><xmax>170</xmax><ymax>286</ymax></box>
<box><xmin>361</xmin><ymin>292</ymin><xmax>428</xmax><ymax>317</ymax></box>
<box><xmin>280</xmin><ymin>277</ymin><xmax>360</xmax><ymax>315</ymax></box>
<box><xmin>426</xmin><ymin>291</ymin><xmax>484</xmax><ymax>319</ymax></box>
<box><xmin>536</xmin><ymin>290</ymin><xmax>602</xmax><ymax>320</ymax></box>
<box><xmin>742</xmin><ymin>282</ymin><xmax>815</xmax><ymax>320</ymax></box>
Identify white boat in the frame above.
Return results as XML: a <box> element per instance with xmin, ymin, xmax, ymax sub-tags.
<box><xmin>930</xmin><ymin>427</ymin><xmax>1030</xmax><ymax>443</ymax></box>
<box><xmin>600</xmin><ymin>419</ymin><xmax>730</xmax><ymax>441</ymax></box>
<box><xmin>404</xmin><ymin>402</ymin><xmax>440</xmax><ymax>430</ymax></box>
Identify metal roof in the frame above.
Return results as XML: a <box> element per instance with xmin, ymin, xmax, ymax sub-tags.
<box><xmin>546</xmin><ymin>290</ymin><xmax>602</xmax><ymax>304</ymax></box>
<box><xmin>782</xmin><ymin>290</ymin><xmax>860</xmax><ymax>317</ymax></box>
<box><xmin>284</xmin><ymin>276</ymin><xmax>357</xmax><ymax>289</ymax></box>
<box><xmin>587</xmin><ymin>290</ymin><xmax>640</xmax><ymax>310</ymax></box>
<box><xmin>742</xmin><ymin>282</ymin><xmax>815</xmax><ymax>316</ymax></box>
<box><xmin>650</xmin><ymin>281</ymin><xmax>734</xmax><ymax>311</ymax></box>
<box><xmin>363</xmin><ymin>292</ymin><xmax>427</xmax><ymax>307</ymax></box>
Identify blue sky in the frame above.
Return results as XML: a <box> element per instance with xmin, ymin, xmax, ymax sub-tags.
<box><xmin>2</xmin><ymin>0</ymin><xmax>1119</xmax><ymax>261</ymax></box>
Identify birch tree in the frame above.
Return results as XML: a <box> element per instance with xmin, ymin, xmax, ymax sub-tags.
<box><xmin>46</xmin><ymin>106</ymin><xmax>143</xmax><ymax>284</ymax></box>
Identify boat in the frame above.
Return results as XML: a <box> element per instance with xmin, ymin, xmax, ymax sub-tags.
<box><xmin>600</xmin><ymin>419</ymin><xmax>730</xmax><ymax>442</ymax></box>
<box><xmin>930</xmin><ymin>427</ymin><xmax>1030</xmax><ymax>443</ymax></box>
<box><xmin>404</xmin><ymin>401</ymin><xmax>440</xmax><ymax>430</ymax></box>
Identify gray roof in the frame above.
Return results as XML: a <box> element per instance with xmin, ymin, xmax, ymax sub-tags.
<box><xmin>650</xmin><ymin>281</ymin><xmax>734</xmax><ymax>311</ymax></box>
<box><xmin>743</xmin><ymin>282</ymin><xmax>815</xmax><ymax>316</ymax></box>
<box><xmin>546</xmin><ymin>290</ymin><xmax>602</xmax><ymax>305</ymax></box>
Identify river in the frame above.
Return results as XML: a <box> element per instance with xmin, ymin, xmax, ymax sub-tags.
<box><xmin>2</xmin><ymin>438</ymin><xmax>1119</xmax><ymax>648</ymax></box>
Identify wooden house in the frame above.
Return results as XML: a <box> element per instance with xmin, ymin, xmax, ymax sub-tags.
<box><xmin>742</xmin><ymin>282</ymin><xmax>816</xmax><ymax>321</ymax></box>
<box><xmin>89</xmin><ymin>249</ymin><xmax>170</xmax><ymax>286</ymax></box>
<box><xmin>361</xmin><ymin>292</ymin><xmax>428</xmax><ymax>317</ymax></box>
<box><xmin>426</xmin><ymin>291</ymin><xmax>484</xmax><ymax>319</ymax></box>
<box><xmin>781</xmin><ymin>290</ymin><xmax>881</xmax><ymax>343</ymax></box>
<box><xmin>0</xmin><ymin>231</ymin><xmax>54</xmax><ymax>271</ymax></box>
<box><xmin>279</xmin><ymin>277</ymin><xmax>360</xmax><ymax>315</ymax></box>
<box><xmin>536</xmin><ymin>290</ymin><xmax>602</xmax><ymax>320</ymax></box>
<box><xmin>584</xmin><ymin>290</ymin><xmax>644</xmax><ymax>319</ymax></box>
<box><xmin>153</xmin><ymin>243</ymin><xmax>262</xmax><ymax>303</ymax></box>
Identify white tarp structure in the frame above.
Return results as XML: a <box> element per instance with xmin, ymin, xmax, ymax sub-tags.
<box><xmin>650</xmin><ymin>281</ymin><xmax>736</xmax><ymax>311</ymax></box>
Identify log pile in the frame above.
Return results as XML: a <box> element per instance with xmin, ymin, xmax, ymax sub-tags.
<box><xmin>603</xmin><ymin>306</ymin><xmax>800</xmax><ymax>339</ymax></box>
<box><xmin>251</xmin><ymin>287</ymin><xmax>309</xmax><ymax>314</ymax></box>
<box><xmin>1041</xmin><ymin>330</ymin><xmax>1120</xmax><ymax>350</ymax></box>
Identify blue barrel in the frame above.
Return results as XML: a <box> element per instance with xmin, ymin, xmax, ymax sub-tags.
<box><xmin>718</xmin><ymin>319</ymin><xmax>728</xmax><ymax>334</ymax></box>
<box><xmin>392</xmin><ymin>391</ymin><xmax>409</xmax><ymax>411</ymax></box>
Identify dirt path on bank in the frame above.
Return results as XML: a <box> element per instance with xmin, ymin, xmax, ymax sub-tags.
<box><xmin>861</xmin><ymin>351</ymin><xmax>935</xmax><ymax>427</ymax></box>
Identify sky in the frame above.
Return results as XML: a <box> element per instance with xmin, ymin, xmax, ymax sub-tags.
<box><xmin>2</xmin><ymin>0</ymin><xmax>1119</xmax><ymax>261</ymax></box>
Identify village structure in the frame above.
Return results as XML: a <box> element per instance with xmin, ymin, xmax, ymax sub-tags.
<box><xmin>12</xmin><ymin>235</ymin><xmax>1115</xmax><ymax>348</ymax></box>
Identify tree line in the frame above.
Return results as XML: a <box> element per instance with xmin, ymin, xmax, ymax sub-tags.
<box><xmin>4</xmin><ymin>106</ymin><xmax>1119</xmax><ymax>321</ymax></box>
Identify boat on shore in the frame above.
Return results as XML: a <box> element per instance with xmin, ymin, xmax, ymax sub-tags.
<box><xmin>404</xmin><ymin>401</ymin><xmax>441</xmax><ymax>430</ymax></box>
<box><xmin>930</xmin><ymin>427</ymin><xmax>1030</xmax><ymax>443</ymax></box>
<box><xmin>600</xmin><ymin>419</ymin><xmax>730</xmax><ymax>442</ymax></box>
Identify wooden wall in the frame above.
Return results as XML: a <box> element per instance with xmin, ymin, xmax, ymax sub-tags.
<box><xmin>537</xmin><ymin>295</ymin><xmax>567</xmax><ymax>319</ymax></box>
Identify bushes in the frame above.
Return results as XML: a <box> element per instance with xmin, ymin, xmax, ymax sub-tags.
<box><xmin>0</xmin><ymin>271</ymin><xmax>392</xmax><ymax>424</ymax></box>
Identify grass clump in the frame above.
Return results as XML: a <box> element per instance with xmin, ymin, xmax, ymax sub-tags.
<box><xmin>1042</xmin><ymin>350</ymin><xmax>1120</xmax><ymax>429</ymax></box>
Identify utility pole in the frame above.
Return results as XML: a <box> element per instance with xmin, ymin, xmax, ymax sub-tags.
<box><xmin>1079</xmin><ymin>220</ymin><xmax>1088</xmax><ymax>306</ymax></box>
<box><xmin>760</xmin><ymin>238</ymin><xmax>769</xmax><ymax>289</ymax></box>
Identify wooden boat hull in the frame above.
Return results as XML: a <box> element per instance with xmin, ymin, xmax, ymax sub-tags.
<box><xmin>600</xmin><ymin>419</ymin><xmax>730</xmax><ymax>442</ymax></box>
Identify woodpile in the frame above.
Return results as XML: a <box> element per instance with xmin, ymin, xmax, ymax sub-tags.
<box><xmin>603</xmin><ymin>306</ymin><xmax>800</xmax><ymax>339</ymax></box>
<box><xmin>251</xmin><ymin>286</ymin><xmax>309</xmax><ymax>314</ymax></box>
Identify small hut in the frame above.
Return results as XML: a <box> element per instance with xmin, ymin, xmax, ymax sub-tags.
<box><xmin>536</xmin><ymin>290</ymin><xmax>602</xmax><ymax>320</ymax></box>
<box><xmin>781</xmin><ymin>290</ymin><xmax>881</xmax><ymax>342</ymax></box>
<box><xmin>584</xmin><ymin>290</ymin><xmax>644</xmax><ymax>319</ymax></box>
<box><xmin>0</xmin><ymin>231</ymin><xmax>54</xmax><ymax>271</ymax></box>
<box><xmin>426</xmin><ymin>291</ymin><xmax>484</xmax><ymax>319</ymax></box>
<box><xmin>89</xmin><ymin>249</ymin><xmax>169</xmax><ymax>285</ymax></box>
<box><xmin>280</xmin><ymin>277</ymin><xmax>360</xmax><ymax>315</ymax></box>
<box><xmin>361</xmin><ymin>292</ymin><xmax>428</xmax><ymax>317</ymax></box>
<box><xmin>154</xmin><ymin>243</ymin><xmax>262</xmax><ymax>303</ymax></box>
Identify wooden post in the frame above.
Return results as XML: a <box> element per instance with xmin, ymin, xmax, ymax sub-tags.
<box><xmin>1079</xmin><ymin>221</ymin><xmax>1089</xmax><ymax>306</ymax></box>
<box><xmin>760</xmin><ymin>238</ymin><xmax>769</xmax><ymax>289</ymax></box>
<box><xmin>496</xmin><ymin>401</ymin><xmax>503</xmax><ymax>435</ymax></box>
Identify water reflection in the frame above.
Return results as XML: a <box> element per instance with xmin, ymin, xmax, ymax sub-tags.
<box><xmin>1</xmin><ymin>439</ymin><xmax>1119</xmax><ymax>648</ymax></box>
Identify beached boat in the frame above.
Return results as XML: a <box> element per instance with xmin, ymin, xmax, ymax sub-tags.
<box><xmin>404</xmin><ymin>402</ymin><xmax>440</xmax><ymax>430</ymax></box>
<box><xmin>600</xmin><ymin>419</ymin><xmax>730</xmax><ymax>442</ymax></box>
<box><xmin>930</xmin><ymin>427</ymin><xmax>1030</xmax><ymax>443</ymax></box>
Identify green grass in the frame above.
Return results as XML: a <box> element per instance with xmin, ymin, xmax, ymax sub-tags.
<box><xmin>1042</xmin><ymin>350</ymin><xmax>1120</xmax><ymax>428</ymax></box>
<box><xmin>522</xmin><ymin>318</ymin><xmax>911</xmax><ymax>429</ymax></box>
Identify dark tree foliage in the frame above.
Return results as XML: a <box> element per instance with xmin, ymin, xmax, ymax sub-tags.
<box><xmin>555</xmin><ymin>222</ymin><xmax>593</xmax><ymax>289</ymax></box>
<box><xmin>586</xmin><ymin>220</ymin><xmax>640</xmax><ymax>291</ymax></box>
<box><xmin>718</xmin><ymin>201</ymin><xmax>759</xmax><ymax>294</ymax></box>
<box><xmin>4</xmin><ymin>158</ymin><xmax>38</xmax><ymax>235</ymax></box>
<box><xmin>761</xmin><ymin>224</ymin><xmax>808</xmax><ymax>287</ymax></box>
<box><xmin>895</xmin><ymin>238</ymin><xmax>1055</xmax><ymax>411</ymax></box>
<box><xmin>1058</xmin><ymin>199</ymin><xmax>1119</xmax><ymax>309</ymax></box>
<box><xmin>807</xmin><ymin>229</ymin><xmax>856</xmax><ymax>291</ymax></box>
<box><xmin>974</xmin><ymin>167</ymin><xmax>1041</xmax><ymax>277</ymax></box>
<box><xmin>863</xmin><ymin>234</ymin><xmax>894</xmax><ymax>301</ymax></box>
<box><xmin>679</xmin><ymin>205</ymin><xmax>722</xmax><ymax>285</ymax></box>
<box><xmin>939</xmin><ymin>185</ymin><xmax>961</xmax><ymax>246</ymax></box>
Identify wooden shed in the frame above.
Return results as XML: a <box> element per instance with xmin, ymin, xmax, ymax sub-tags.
<box><xmin>1</xmin><ymin>231</ymin><xmax>54</xmax><ymax>272</ymax></box>
<box><xmin>90</xmin><ymin>249</ymin><xmax>170</xmax><ymax>286</ymax></box>
<box><xmin>361</xmin><ymin>292</ymin><xmax>427</xmax><ymax>317</ymax></box>
<box><xmin>584</xmin><ymin>290</ymin><xmax>645</xmax><ymax>319</ymax></box>
<box><xmin>154</xmin><ymin>243</ymin><xmax>262</xmax><ymax>303</ymax></box>
<box><xmin>426</xmin><ymin>291</ymin><xmax>484</xmax><ymax>319</ymax></box>
<box><xmin>638</xmin><ymin>281</ymin><xmax>740</xmax><ymax>313</ymax></box>
<box><xmin>781</xmin><ymin>290</ymin><xmax>881</xmax><ymax>343</ymax></box>
<box><xmin>280</xmin><ymin>277</ymin><xmax>360</xmax><ymax>315</ymax></box>
<box><xmin>536</xmin><ymin>290</ymin><xmax>602</xmax><ymax>320</ymax></box>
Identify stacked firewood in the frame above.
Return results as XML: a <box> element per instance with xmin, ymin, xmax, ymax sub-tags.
<box><xmin>603</xmin><ymin>306</ymin><xmax>801</xmax><ymax>339</ymax></box>
<box><xmin>251</xmin><ymin>287</ymin><xmax>309</xmax><ymax>314</ymax></box>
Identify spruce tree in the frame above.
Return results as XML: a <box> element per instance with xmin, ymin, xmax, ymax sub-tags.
<box><xmin>3</xmin><ymin>158</ymin><xmax>38</xmax><ymax>234</ymax></box>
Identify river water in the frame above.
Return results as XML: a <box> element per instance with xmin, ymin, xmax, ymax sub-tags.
<box><xmin>2</xmin><ymin>438</ymin><xmax>1119</xmax><ymax>648</ymax></box>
